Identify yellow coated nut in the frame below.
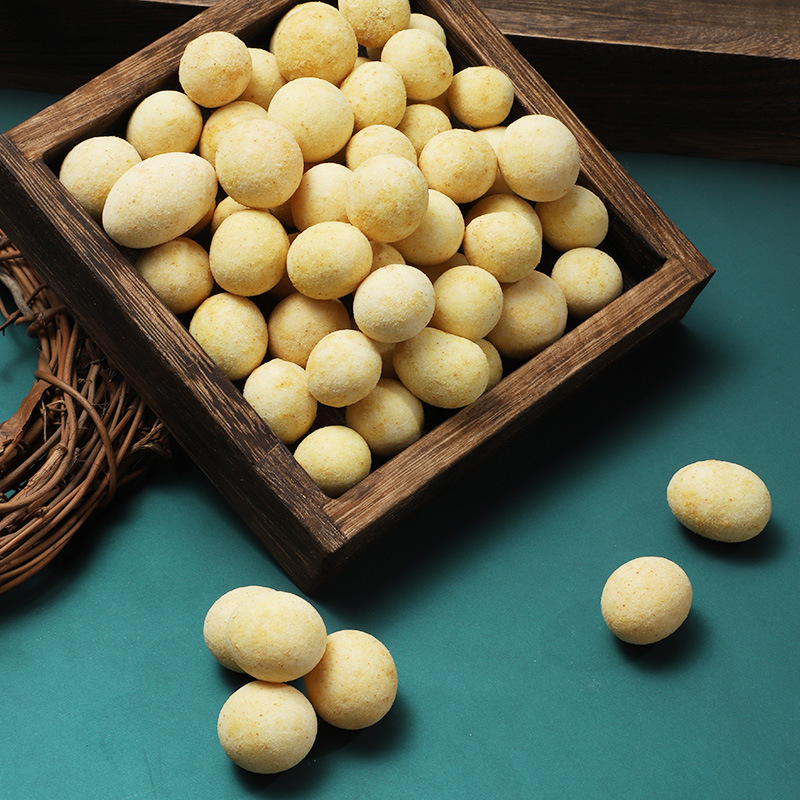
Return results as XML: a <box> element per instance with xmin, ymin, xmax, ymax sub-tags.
<box><xmin>294</xmin><ymin>425</ymin><xmax>372</xmax><ymax>496</ymax></box>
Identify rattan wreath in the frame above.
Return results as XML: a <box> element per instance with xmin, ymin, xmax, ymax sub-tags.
<box><xmin>0</xmin><ymin>231</ymin><xmax>170</xmax><ymax>594</ymax></box>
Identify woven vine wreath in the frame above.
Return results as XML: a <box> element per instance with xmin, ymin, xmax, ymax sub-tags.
<box><xmin>0</xmin><ymin>231</ymin><xmax>170</xmax><ymax>594</ymax></box>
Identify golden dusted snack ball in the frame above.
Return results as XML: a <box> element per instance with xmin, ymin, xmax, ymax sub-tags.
<box><xmin>125</xmin><ymin>90</ymin><xmax>203</xmax><ymax>159</ymax></box>
<box><xmin>178</xmin><ymin>30</ymin><xmax>252</xmax><ymax>108</ymax></box>
<box><xmin>236</xmin><ymin>47</ymin><xmax>287</xmax><ymax>109</ymax></box>
<box><xmin>210</xmin><ymin>195</ymin><xmax>249</xmax><ymax>236</ymax></box>
<box><xmin>380</xmin><ymin>28</ymin><xmax>453</xmax><ymax>102</ymax></box>
<box><xmin>339</xmin><ymin>61</ymin><xmax>407</xmax><ymax>130</ymax></box>
<box><xmin>370</xmin><ymin>241</ymin><xmax>406</xmax><ymax>271</ymax></box>
<box><xmin>135</xmin><ymin>237</ymin><xmax>214</xmax><ymax>315</ymax></box>
<box><xmin>536</xmin><ymin>184</ymin><xmax>609</xmax><ymax>251</ymax></box>
<box><xmin>418</xmin><ymin>129</ymin><xmax>498</xmax><ymax>204</ymax></box>
<box><xmin>209</xmin><ymin>209</ymin><xmax>289</xmax><ymax>296</ymax></box>
<box><xmin>243</xmin><ymin>359</ymin><xmax>317</xmax><ymax>444</ymax></box>
<box><xmin>268</xmin><ymin>292</ymin><xmax>352</xmax><ymax>367</ymax></box>
<box><xmin>353</xmin><ymin>263</ymin><xmax>436</xmax><ymax>343</ymax></box>
<box><xmin>465</xmin><ymin>193</ymin><xmax>542</xmax><ymax>239</ymax></box>
<box><xmin>396</xmin><ymin>102</ymin><xmax>452</xmax><ymax>157</ymax></box>
<box><xmin>268</xmin><ymin>77</ymin><xmax>355</xmax><ymax>163</ymax></box>
<box><xmin>215</xmin><ymin>118</ymin><xmax>304</xmax><ymax>209</ymax></box>
<box><xmin>226</xmin><ymin>589</ymin><xmax>327</xmax><ymax>681</ymax></box>
<box><xmin>272</xmin><ymin>1</ymin><xmax>358</xmax><ymax>84</ymax></box>
<box><xmin>218</xmin><ymin>681</ymin><xmax>317</xmax><ymax>774</ymax></box>
<box><xmin>601</xmin><ymin>557</ymin><xmax>693</xmax><ymax>645</ymax></box>
<box><xmin>291</xmin><ymin>162</ymin><xmax>353</xmax><ymax>231</ymax></box>
<box><xmin>345</xmin><ymin>378</ymin><xmax>424</xmax><ymax>457</ymax></box>
<box><xmin>345</xmin><ymin>124</ymin><xmax>418</xmax><ymax>169</ymax></box>
<box><xmin>407</xmin><ymin>12</ymin><xmax>446</xmax><ymax>43</ymax></box>
<box><xmin>287</xmin><ymin>220</ymin><xmax>372</xmax><ymax>299</ymax></box>
<box><xmin>59</xmin><ymin>135</ymin><xmax>141</xmax><ymax>222</ymax></box>
<box><xmin>550</xmin><ymin>247</ymin><xmax>623</xmax><ymax>319</ymax></box>
<box><xmin>462</xmin><ymin>210</ymin><xmax>542</xmax><ymax>283</ymax></box>
<box><xmin>338</xmin><ymin>0</ymin><xmax>410</xmax><ymax>48</ymax></box>
<box><xmin>393</xmin><ymin>189</ymin><xmax>465</xmax><ymax>267</ymax></box>
<box><xmin>667</xmin><ymin>460</ymin><xmax>772</xmax><ymax>543</ymax></box>
<box><xmin>198</xmin><ymin>100</ymin><xmax>269</xmax><ymax>166</ymax></box>
<box><xmin>346</xmin><ymin>155</ymin><xmax>429</xmax><ymax>243</ymax></box>
<box><xmin>498</xmin><ymin>114</ymin><xmax>581</xmax><ymax>202</ymax></box>
<box><xmin>306</xmin><ymin>329</ymin><xmax>382</xmax><ymax>407</ymax></box>
<box><xmin>476</xmin><ymin>338</ymin><xmax>503</xmax><ymax>390</ymax></box>
<box><xmin>394</xmin><ymin>327</ymin><xmax>489</xmax><ymax>408</ymax></box>
<box><xmin>294</xmin><ymin>425</ymin><xmax>372</xmax><ymax>496</ymax></box>
<box><xmin>474</xmin><ymin>126</ymin><xmax>511</xmax><ymax>195</ymax></box>
<box><xmin>430</xmin><ymin>265</ymin><xmax>504</xmax><ymax>341</ymax></box>
<box><xmin>189</xmin><ymin>293</ymin><xmax>268</xmax><ymax>381</ymax></box>
<box><xmin>448</xmin><ymin>66</ymin><xmax>514</xmax><ymax>128</ymax></box>
<box><xmin>102</xmin><ymin>152</ymin><xmax>217</xmax><ymax>249</ymax></box>
<box><xmin>304</xmin><ymin>629</ymin><xmax>398</xmax><ymax>730</ymax></box>
<box><xmin>203</xmin><ymin>585</ymin><xmax>274</xmax><ymax>672</ymax></box>
<box><xmin>487</xmin><ymin>271</ymin><xmax>568</xmax><ymax>360</ymax></box>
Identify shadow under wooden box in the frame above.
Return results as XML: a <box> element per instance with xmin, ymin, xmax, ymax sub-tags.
<box><xmin>0</xmin><ymin>0</ymin><xmax>714</xmax><ymax>593</ymax></box>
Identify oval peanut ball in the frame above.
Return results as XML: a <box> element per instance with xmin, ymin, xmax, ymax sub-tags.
<box><xmin>463</xmin><ymin>211</ymin><xmax>542</xmax><ymax>284</ymax></box>
<box><xmin>380</xmin><ymin>28</ymin><xmax>453</xmax><ymax>101</ymax></box>
<box><xmin>126</xmin><ymin>90</ymin><xmax>203</xmax><ymax>159</ymax></box>
<box><xmin>667</xmin><ymin>460</ymin><xmax>772</xmax><ymax>542</ymax></box>
<box><xmin>394</xmin><ymin>327</ymin><xmax>489</xmax><ymax>408</ymax></box>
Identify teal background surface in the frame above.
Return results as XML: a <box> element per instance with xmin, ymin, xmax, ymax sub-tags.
<box><xmin>1</xmin><ymin>87</ymin><xmax>799</xmax><ymax>799</ymax></box>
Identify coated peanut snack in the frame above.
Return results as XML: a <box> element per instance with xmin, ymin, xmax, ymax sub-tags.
<box><xmin>58</xmin><ymin>1</ymin><xmax>631</xmax><ymax>496</ymax></box>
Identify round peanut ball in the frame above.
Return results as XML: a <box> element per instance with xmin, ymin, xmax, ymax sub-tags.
<box><xmin>267</xmin><ymin>292</ymin><xmax>352</xmax><ymax>367</ymax></box>
<box><xmin>346</xmin><ymin>155</ymin><xmax>429</xmax><ymax>243</ymax></box>
<box><xmin>306</xmin><ymin>329</ymin><xmax>382</xmax><ymax>407</ymax></box>
<box><xmin>339</xmin><ymin>61</ymin><xmax>407</xmax><ymax>130</ymax></box>
<box><xmin>345</xmin><ymin>377</ymin><xmax>425</xmax><ymax>457</ymax></box>
<box><xmin>447</xmin><ymin>65</ymin><xmax>514</xmax><ymax>128</ymax></box>
<box><xmin>474</xmin><ymin>126</ymin><xmax>511</xmax><ymax>195</ymax></box>
<box><xmin>59</xmin><ymin>135</ymin><xmax>142</xmax><ymax>222</ymax></box>
<box><xmin>287</xmin><ymin>221</ymin><xmax>373</xmax><ymax>299</ymax></box>
<box><xmin>125</xmin><ymin>90</ymin><xmax>203</xmax><ymax>159</ymax></box>
<box><xmin>272</xmin><ymin>1</ymin><xmax>358</xmax><ymax>84</ymax></box>
<box><xmin>498</xmin><ymin>114</ymin><xmax>581</xmax><ymax>202</ymax></box>
<box><xmin>135</xmin><ymin>237</ymin><xmax>213</xmax><ymax>315</ymax></box>
<box><xmin>370</xmin><ymin>241</ymin><xmax>406</xmax><ymax>271</ymax></box>
<box><xmin>243</xmin><ymin>359</ymin><xmax>317</xmax><ymax>444</ymax></box>
<box><xmin>487</xmin><ymin>271</ymin><xmax>568</xmax><ymax>360</ymax></box>
<box><xmin>198</xmin><ymin>100</ymin><xmax>269</xmax><ymax>166</ymax></box>
<box><xmin>189</xmin><ymin>293</ymin><xmax>268</xmax><ymax>381</ymax></box>
<box><xmin>380</xmin><ymin>28</ymin><xmax>453</xmax><ymax>101</ymax></box>
<box><xmin>338</xmin><ymin>0</ymin><xmax>410</xmax><ymax>48</ymax></box>
<box><xmin>291</xmin><ymin>162</ymin><xmax>353</xmax><ymax>231</ymax></box>
<box><xmin>396</xmin><ymin>102</ymin><xmax>452</xmax><ymax>157</ymax></box>
<box><xmin>418</xmin><ymin>129</ymin><xmax>498</xmax><ymax>204</ymax></box>
<box><xmin>353</xmin><ymin>263</ymin><xmax>436</xmax><ymax>343</ymax></box>
<box><xmin>550</xmin><ymin>247</ymin><xmax>623</xmax><ymax>319</ymax></box>
<box><xmin>465</xmin><ymin>193</ymin><xmax>542</xmax><ymax>238</ymax></box>
<box><xmin>601</xmin><ymin>557</ymin><xmax>693</xmax><ymax>645</ymax></box>
<box><xmin>536</xmin><ymin>184</ymin><xmax>609</xmax><ymax>251</ymax></box>
<box><xmin>236</xmin><ymin>47</ymin><xmax>286</xmax><ymax>109</ymax></box>
<box><xmin>294</xmin><ymin>425</ymin><xmax>372</xmax><ymax>496</ymax></box>
<box><xmin>268</xmin><ymin>77</ymin><xmax>355</xmax><ymax>163</ymax></box>
<box><xmin>209</xmin><ymin>209</ymin><xmax>289</xmax><ymax>296</ymax></box>
<box><xmin>203</xmin><ymin>585</ymin><xmax>275</xmax><ymax>672</ymax></box>
<box><xmin>178</xmin><ymin>30</ymin><xmax>252</xmax><ymax>108</ymax></box>
<box><xmin>393</xmin><ymin>189</ymin><xmax>465</xmax><ymax>267</ymax></box>
<box><xmin>215</xmin><ymin>118</ymin><xmax>304</xmax><ymax>209</ymax></box>
<box><xmin>667</xmin><ymin>460</ymin><xmax>772</xmax><ymax>542</ymax></box>
<box><xmin>304</xmin><ymin>629</ymin><xmax>398</xmax><ymax>730</ymax></box>
<box><xmin>345</xmin><ymin>124</ymin><xmax>418</xmax><ymax>169</ymax></box>
<box><xmin>430</xmin><ymin>265</ymin><xmax>503</xmax><ymax>341</ymax></box>
<box><xmin>407</xmin><ymin>12</ymin><xmax>446</xmax><ymax>43</ymax></box>
<box><xmin>463</xmin><ymin>211</ymin><xmax>542</xmax><ymax>283</ymax></box>
<box><xmin>218</xmin><ymin>681</ymin><xmax>317</xmax><ymax>774</ymax></box>
<box><xmin>394</xmin><ymin>327</ymin><xmax>489</xmax><ymax>408</ymax></box>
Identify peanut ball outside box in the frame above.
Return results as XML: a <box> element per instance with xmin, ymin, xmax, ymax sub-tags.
<box><xmin>294</xmin><ymin>425</ymin><xmax>372</xmax><ymax>496</ymax></box>
<box><xmin>125</xmin><ymin>90</ymin><xmax>203</xmax><ymax>159</ymax></box>
<box><xmin>218</xmin><ymin>681</ymin><xmax>318</xmax><ymax>774</ymax></box>
<box><xmin>178</xmin><ymin>31</ymin><xmax>252</xmax><ymax>108</ymax></box>
<box><xmin>601</xmin><ymin>557</ymin><xmax>693</xmax><ymax>645</ymax></box>
<box><xmin>304</xmin><ymin>629</ymin><xmax>398</xmax><ymax>730</ymax></box>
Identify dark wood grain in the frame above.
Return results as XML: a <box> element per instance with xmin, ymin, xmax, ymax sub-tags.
<box><xmin>0</xmin><ymin>0</ymin><xmax>714</xmax><ymax>592</ymax></box>
<box><xmin>2</xmin><ymin>0</ymin><xmax>797</xmax><ymax>164</ymax></box>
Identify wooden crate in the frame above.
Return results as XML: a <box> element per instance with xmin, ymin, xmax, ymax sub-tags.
<box><xmin>2</xmin><ymin>0</ymin><xmax>798</xmax><ymax>164</ymax></box>
<box><xmin>0</xmin><ymin>0</ymin><xmax>713</xmax><ymax>593</ymax></box>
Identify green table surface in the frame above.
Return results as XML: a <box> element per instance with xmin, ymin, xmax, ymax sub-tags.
<box><xmin>1</xmin><ymin>86</ymin><xmax>799</xmax><ymax>800</ymax></box>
